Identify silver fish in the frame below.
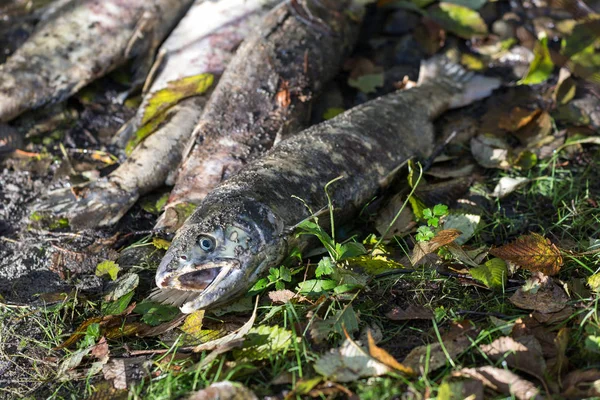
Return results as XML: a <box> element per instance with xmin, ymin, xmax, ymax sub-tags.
<box><xmin>0</xmin><ymin>0</ymin><xmax>193</xmax><ymax>122</ymax></box>
<box><xmin>154</xmin><ymin>0</ymin><xmax>364</xmax><ymax>231</ymax></box>
<box><xmin>32</xmin><ymin>0</ymin><xmax>281</xmax><ymax>228</ymax></box>
<box><xmin>152</xmin><ymin>56</ymin><xmax>502</xmax><ymax>313</ymax></box>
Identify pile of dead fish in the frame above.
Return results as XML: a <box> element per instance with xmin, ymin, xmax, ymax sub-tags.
<box><xmin>0</xmin><ymin>0</ymin><xmax>500</xmax><ymax>311</ymax></box>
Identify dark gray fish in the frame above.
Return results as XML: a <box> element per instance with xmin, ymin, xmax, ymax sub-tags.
<box><xmin>0</xmin><ymin>0</ymin><xmax>193</xmax><ymax>122</ymax></box>
<box><xmin>31</xmin><ymin>0</ymin><xmax>282</xmax><ymax>229</ymax></box>
<box><xmin>155</xmin><ymin>0</ymin><xmax>364</xmax><ymax>231</ymax></box>
<box><xmin>152</xmin><ymin>56</ymin><xmax>502</xmax><ymax>312</ymax></box>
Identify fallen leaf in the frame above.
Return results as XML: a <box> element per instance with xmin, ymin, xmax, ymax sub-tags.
<box><xmin>385</xmin><ymin>304</ymin><xmax>434</xmax><ymax>320</ymax></box>
<box><xmin>454</xmin><ymin>366</ymin><xmax>543</xmax><ymax>400</ymax></box>
<box><xmin>429</xmin><ymin>3</ymin><xmax>488</xmax><ymax>39</ymax></box>
<box><xmin>443</xmin><ymin>213</ymin><xmax>480</xmax><ymax>244</ymax></box>
<box><xmin>233</xmin><ymin>325</ymin><xmax>292</xmax><ymax>361</ymax></box>
<box><xmin>401</xmin><ymin>322</ymin><xmax>474</xmax><ymax>374</ymax></box>
<box><xmin>375</xmin><ymin>193</ymin><xmax>416</xmax><ymax>239</ymax></box>
<box><xmin>498</xmin><ymin>107</ymin><xmax>542</xmax><ymax>132</ymax></box>
<box><xmin>411</xmin><ymin>229</ymin><xmax>462</xmax><ymax>265</ymax></box>
<box><xmin>587</xmin><ymin>272</ymin><xmax>600</xmax><ymax>293</ymax></box>
<box><xmin>554</xmin><ymin>68</ymin><xmax>577</xmax><ymax>105</ymax></box>
<box><xmin>437</xmin><ymin>377</ymin><xmax>484</xmax><ymax>400</ymax></box>
<box><xmin>181</xmin><ymin>310</ymin><xmax>205</xmax><ymax>338</ymax></box>
<box><xmin>102</xmin><ymin>291</ymin><xmax>134</xmax><ymax>316</ymax></box>
<box><xmin>469</xmin><ymin>258</ymin><xmax>508</xmax><ymax>289</ymax></box>
<box><xmin>562</xmin><ymin>368</ymin><xmax>600</xmax><ymax>399</ymax></box>
<box><xmin>345</xmin><ymin>58</ymin><xmax>385</xmax><ymax>93</ymax></box>
<box><xmin>134</xmin><ymin>301</ymin><xmax>180</xmax><ymax>326</ymax></box>
<box><xmin>367</xmin><ymin>330</ymin><xmax>415</xmax><ymax>375</ymax></box>
<box><xmin>186</xmin><ymin>382</ymin><xmax>258</xmax><ymax>400</ymax></box>
<box><xmin>491</xmin><ymin>177</ymin><xmax>531</xmax><ymax>199</ymax></box>
<box><xmin>520</xmin><ymin>35</ymin><xmax>554</xmax><ymax>85</ymax></box>
<box><xmin>95</xmin><ymin>260</ymin><xmax>120</xmax><ymax>281</ymax></box>
<box><xmin>490</xmin><ymin>233</ymin><xmax>563</xmax><ymax>275</ymax></box>
<box><xmin>510</xmin><ymin>273</ymin><xmax>569</xmax><ymax>313</ymax></box>
<box><xmin>343</xmin><ymin>254</ymin><xmax>407</xmax><ymax>275</ymax></box>
<box><xmin>480</xmin><ymin>336</ymin><xmax>547</xmax><ymax>381</ymax></box>
<box><xmin>470</xmin><ymin>134</ymin><xmax>511</xmax><ymax>169</ymax></box>
<box><xmin>193</xmin><ymin>298</ymin><xmax>258</xmax><ymax>352</ymax></box>
<box><xmin>514</xmin><ymin>111</ymin><xmax>553</xmax><ymax>148</ymax></box>
<box><xmin>447</xmin><ymin>243</ymin><xmax>488</xmax><ymax>268</ymax></box>
<box><xmin>57</xmin><ymin>347</ymin><xmax>92</xmax><ymax>381</ymax></box>
<box><xmin>268</xmin><ymin>289</ymin><xmax>298</xmax><ymax>304</ymax></box>
<box><xmin>91</xmin><ymin>337</ymin><xmax>110</xmax><ymax>363</ymax></box>
<box><xmin>414</xmin><ymin>18</ymin><xmax>446</xmax><ymax>55</ymax></box>
<box><xmin>323</xmin><ymin>107</ymin><xmax>345</xmax><ymax>120</ymax></box>
<box><xmin>103</xmin><ymin>357</ymin><xmax>152</xmax><ymax>390</ymax></box>
<box><xmin>348</xmin><ymin>73</ymin><xmax>384</xmax><ymax>93</ymax></box>
<box><xmin>313</xmin><ymin>337</ymin><xmax>392</xmax><ymax>382</ymax></box>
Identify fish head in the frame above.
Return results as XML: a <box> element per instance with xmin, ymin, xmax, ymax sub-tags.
<box><xmin>155</xmin><ymin>198</ymin><xmax>286</xmax><ymax>313</ymax></box>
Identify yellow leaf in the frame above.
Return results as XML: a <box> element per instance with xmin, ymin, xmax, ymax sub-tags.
<box><xmin>367</xmin><ymin>330</ymin><xmax>415</xmax><ymax>375</ymax></box>
<box><xmin>181</xmin><ymin>310</ymin><xmax>205</xmax><ymax>337</ymax></box>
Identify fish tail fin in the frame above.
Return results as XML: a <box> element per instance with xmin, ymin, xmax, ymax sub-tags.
<box><xmin>418</xmin><ymin>55</ymin><xmax>501</xmax><ymax>111</ymax></box>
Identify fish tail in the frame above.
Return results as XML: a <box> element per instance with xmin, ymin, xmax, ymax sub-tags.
<box><xmin>417</xmin><ymin>55</ymin><xmax>501</xmax><ymax>113</ymax></box>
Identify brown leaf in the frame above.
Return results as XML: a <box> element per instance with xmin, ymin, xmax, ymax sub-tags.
<box><xmin>385</xmin><ymin>304</ymin><xmax>434</xmax><ymax>321</ymax></box>
<box><xmin>91</xmin><ymin>337</ymin><xmax>110</xmax><ymax>363</ymax></box>
<box><xmin>186</xmin><ymin>382</ymin><xmax>258</xmax><ymax>400</ymax></box>
<box><xmin>498</xmin><ymin>107</ymin><xmax>542</xmax><ymax>132</ymax></box>
<box><xmin>56</xmin><ymin>317</ymin><xmax>103</xmax><ymax>349</ymax></box>
<box><xmin>480</xmin><ymin>336</ymin><xmax>546</xmax><ymax>381</ymax></box>
<box><xmin>454</xmin><ymin>366</ymin><xmax>543</xmax><ymax>400</ymax></box>
<box><xmin>367</xmin><ymin>330</ymin><xmax>415</xmax><ymax>375</ymax></box>
<box><xmin>401</xmin><ymin>321</ymin><xmax>474</xmax><ymax>374</ymax></box>
<box><xmin>103</xmin><ymin>357</ymin><xmax>152</xmax><ymax>390</ymax></box>
<box><xmin>411</xmin><ymin>229</ymin><xmax>462</xmax><ymax>265</ymax></box>
<box><xmin>490</xmin><ymin>233</ymin><xmax>563</xmax><ymax>275</ymax></box>
<box><xmin>510</xmin><ymin>273</ymin><xmax>569</xmax><ymax>313</ymax></box>
<box><xmin>562</xmin><ymin>369</ymin><xmax>600</xmax><ymax>399</ymax></box>
<box><xmin>532</xmin><ymin>306</ymin><xmax>575</xmax><ymax>324</ymax></box>
<box><xmin>268</xmin><ymin>289</ymin><xmax>307</xmax><ymax>304</ymax></box>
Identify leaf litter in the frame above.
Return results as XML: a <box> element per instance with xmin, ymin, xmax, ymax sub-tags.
<box><xmin>4</xmin><ymin>0</ymin><xmax>600</xmax><ymax>398</ymax></box>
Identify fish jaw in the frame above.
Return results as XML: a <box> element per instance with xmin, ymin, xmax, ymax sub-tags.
<box><xmin>154</xmin><ymin>198</ymin><xmax>288</xmax><ymax>312</ymax></box>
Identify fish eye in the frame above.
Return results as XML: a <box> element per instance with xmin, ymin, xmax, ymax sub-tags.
<box><xmin>198</xmin><ymin>235</ymin><xmax>215</xmax><ymax>252</ymax></box>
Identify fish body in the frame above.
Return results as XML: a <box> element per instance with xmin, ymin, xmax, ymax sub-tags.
<box><xmin>0</xmin><ymin>0</ymin><xmax>193</xmax><ymax>122</ymax></box>
<box><xmin>154</xmin><ymin>57</ymin><xmax>501</xmax><ymax>313</ymax></box>
<box><xmin>33</xmin><ymin>0</ymin><xmax>282</xmax><ymax>228</ymax></box>
<box><xmin>155</xmin><ymin>0</ymin><xmax>364</xmax><ymax>231</ymax></box>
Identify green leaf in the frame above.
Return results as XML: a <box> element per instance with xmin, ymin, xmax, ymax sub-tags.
<box><xmin>311</xmin><ymin>305</ymin><xmax>359</xmax><ymax>343</ymax></box>
<box><xmin>469</xmin><ymin>258</ymin><xmax>507</xmax><ymax>289</ymax></box>
<box><xmin>297</xmin><ymin>279</ymin><xmax>338</xmax><ymax>295</ymax></box>
<box><xmin>334</xmin><ymin>284</ymin><xmax>362</xmax><ymax>294</ymax></box>
<box><xmin>248</xmin><ymin>278</ymin><xmax>269</xmax><ymax>295</ymax></box>
<box><xmin>296</xmin><ymin>220</ymin><xmax>336</xmax><ymax>258</ymax></box>
<box><xmin>444</xmin><ymin>0</ymin><xmax>487</xmax><ymax>9</ymax></box>
<box><xmin>102</xmin><ymin>290</ymin><xmax>134</xmax><ymax>316</ymax></box>
<box><xmin>134</xmin><ymin>301</ymin><xmax>180</xmax><ymax>326</ymax></box>
<box><xmin>348</xmin><ymin>73</ymin><xmax>384</xmax><ymax>94</ymax></box>
<box><xmin>339</xmin><ymin>242</ymin><xmax>367</xmax><ymax>259</ymax></box>
<box><xmin>323</xmin><ymin>108</ymin><xmax>345</xmax><ymax>120</ymax></box>
<box><xmin>416</xmin><ymin>226</ymin><xmax>435</xmax><ymax>242</ymax></box>
<box><xmin>423</xmin><ymin>208</ymin><xmax>434</xmax><ymax>220</ymax></box>
<box><xmin>95</xmin><ymin>261</ymin><xmax>120</xmax><ymax>281</ymax></box>
<box><xmin>343</xmin><ymin>254</ymin><xmax>406</xmax><ymax>275</ymax></box>
<box><xmin>279</xmin><ymin>266</ymin><xmax>292</xmax><ymax>282</ymax></box>
<box><xmin>429</xmin><ymin>3</ymin><xmax>488</xmax><ymax>39</ymax></box>
<box><xmin>519</xmin><ymin>35</ymin><xmax>554</xmax><ymax>85</ymax></box>
<box><xmin>152</xmin><ymin>237</ymin><xmax>171</xmax><ymax>250</ymax></box>
<box><xmin>587</xmin><ymin>273</ymin><xmax>600</xmax><ymax>293</ymax></box>
<box><xmin>316</xmin><ymin>257</ymin><xmax>335</xmax><ymax>277</ymax></box>
<box><xmin>233</xmin><ymin>325</ymin><xmax>292</xmax><ymax>361</ymax></box>
<box><xmin>433</xmin><ymin>204</ymin><xmax>449</xmax><ymax>216</ymax></box>
<box><xmin>79</xmin><ymin>323</ymin><xmax>100</xmax><ymax>349</ymax></box>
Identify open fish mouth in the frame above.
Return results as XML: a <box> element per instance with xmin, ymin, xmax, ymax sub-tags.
<box><xmin>177</xmin><ymin>267</ymin><xmax>221</xmax><ymax>291</ymax></box>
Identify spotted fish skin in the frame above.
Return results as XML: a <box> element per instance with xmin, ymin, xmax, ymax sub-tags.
<box><xmin>0</xmin><ymin>0</ymin><xmax>193</xmax><ymax>122</ymax></box>
<box><xmin>154</xmin><ymin>57</ymin><xmax>501</xmax><ymax>312</ymax></box>
<box><xmin>155</xmin><ymin>0</ymin><xmax>364</xmax><ymax>231</ymax></box>
<box><xmin>32</xmin><ymin>0</ymin><xmax>282</xmax><ymax>229</ymax></box>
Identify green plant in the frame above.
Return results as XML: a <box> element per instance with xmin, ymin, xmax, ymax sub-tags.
<box><xmin>416</xmin><ymin>204</ymin><xmax>449</xmax><ymax>242</ymax></box>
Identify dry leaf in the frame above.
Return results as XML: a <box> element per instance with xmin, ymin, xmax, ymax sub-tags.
<box><xmin>510</xmin><ymin>273</ymin><xmax>569</xmax><ymax>313</ymax></box>
<box><xmin>181</xmin><ymin>310</ymin><xmax>205</xmax><ymax>337</ymax></box>
<box><xmin>480</xmin><ymin>336</ymin><xmax>546</xmax><ymax>381</ymax></box>
<box><xmin>454</xmin><ymin>366</ymin><xmax>543</xmax><ymax>400</ymax></box>
<box><xmin>367</xmin><ymin>330</ymin><xmax>415</xmax><ymax>375</ymax></box>
<box><xmin>103</xmin><ymin>357</ymin><xmax>152</xmax><ymax>390</ymax></box>
<box><xmin>411</xmin><ymin>229</ymin><xmax>462</xmax><ymax>265</ymax></box>
<box><xmin>562</xmin><ymin>369</ymin><xmax>600</xmax><ymax>399</ymax></box>
<box><xmin>91</xmin><ymin>337</ymin><xmax>110</xmax><ymax>363</ymax></box>
<box><xmin>186</xmin><ymin>381</ymin><xmax>258</xmax><ymax>400</ymax></box>
<box><xmin>490</xmin><ymin>233</ymin><xmax>563</xmax><ymax>275</ymax></box>
<box><xmin>268</xmin><ymin>289</ymin><xmax>307</xmax><ymax>304</ymax></box>
<box><xmin>498</xmin><ymin>107</ymin><xmax>542</xmax><ymax>132</ymax></box>
<box><xmin>385</xmin><ymin>305</ymin><xmax>434</xmax><ymax>321</ymax></box>
<box><xmin>491</xmin><ymin>177</ymin><xmax>531</xmax><ymax>198</ymax></box>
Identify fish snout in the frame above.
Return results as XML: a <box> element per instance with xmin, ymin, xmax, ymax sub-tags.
<box><xmin>155</xmin><ymin>252</ymin><xmax>176</xmax><ymax>288</ymax></box>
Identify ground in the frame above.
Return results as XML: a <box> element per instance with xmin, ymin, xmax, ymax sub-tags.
<box><xmin>1</xmin><ymin>0</ymin><xmax>600</xmax><ymax>399</ymax></box>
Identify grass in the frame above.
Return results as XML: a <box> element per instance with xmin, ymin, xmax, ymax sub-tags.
<box><xmin>3</xmin><ymin>145</ymin><xmax>600</xmax><ymax>399</ymax></box>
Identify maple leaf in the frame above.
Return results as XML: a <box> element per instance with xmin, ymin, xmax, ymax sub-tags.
<box><xmin>489</xmin><ymin>233</ymin><xmax>563</xmax><ymax>276</ymax></box>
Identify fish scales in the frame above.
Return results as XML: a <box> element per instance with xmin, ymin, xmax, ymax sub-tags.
<box><xmin>33</xmin><ymin>0</ymin><xmax>283</xmax><ymax>228</ymax></box>
<box><xmin>0</xmin><ymin>0</ymin><xmax>193</xmax><ymax>122</ymax></box>
<box><xmin>157</xmin><ymin>0</ymin><xmax>364</xmax><ymax>230</ymax></box>
<box><xmin>153</xmin><ymin>57</ymin><xmax>502</xmax><ymax>312</ymax></box>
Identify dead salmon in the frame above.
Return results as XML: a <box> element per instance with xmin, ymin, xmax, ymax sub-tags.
<box><xmin>155</xmin><ymin>0</ymin><xmax>364</xmax><ymax>231</ymax></box>
<box><xmin>0</xmin><ymin>0</ymin><xmax>193</xmax><ymax>122</ymax></box>
<box><xmin>32</xmin><ymin>0</ymin><xmax>282</xmax><ymax>229</ymax></box>
<box><xmin>152</xmin><ymin>56</ymin><xmax>501</xmax><ymax>313</ymax></box>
